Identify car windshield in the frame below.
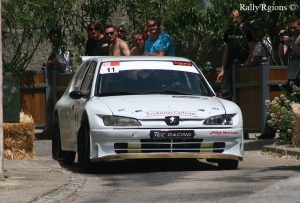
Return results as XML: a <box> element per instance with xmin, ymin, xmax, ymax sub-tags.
<box><xmin>97</xmin><ymin>66</ymin><xmax>213</xmax><ymax>97</ymax></box>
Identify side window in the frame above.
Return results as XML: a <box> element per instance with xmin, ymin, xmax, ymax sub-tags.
<box><xmin>73</xmin><ymin>61</ymin><xmax>90</xmax><ymax>91</ymax></box>
<box><xmin>80</xmin><ymin>61</ymin><xmax>97</xmax><ymax>94</ymax></box>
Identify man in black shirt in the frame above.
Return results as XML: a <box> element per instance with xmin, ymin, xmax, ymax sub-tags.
<box><xmin>216</xmin><ymin>9</ymin><xmax>256</xmax><ymax>100</ymax></box>
<box><xmin>85</xmin><ymin>21</ymin><xmax>110</xmax><ymax>56</ymax></box>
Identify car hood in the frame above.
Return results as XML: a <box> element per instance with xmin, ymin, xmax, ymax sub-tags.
<box><xmin>96</xmin><ymin>95</ymin><xmax>226</xmax><ymax>119</ymax></box>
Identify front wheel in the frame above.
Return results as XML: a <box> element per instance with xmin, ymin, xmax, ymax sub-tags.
<box><xmin>52</xmin><ymin>116</ymin><xmax>75</xmax><ymax>165</ymax></box>
<box><xmin>77</xmin><ymin>121</ymin><xmax>92</xmax><ymax>172</ymax></box>
<box><xmin>218</xmin><ymin>159</ymin><xmax>239</xmax><ymax>170</ymax></box>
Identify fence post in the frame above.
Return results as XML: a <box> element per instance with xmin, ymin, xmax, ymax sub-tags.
<box><xmin>260</xmin><ymin>57</ymin><xmax>270</xmax><ymax>135</ymax></box>
<box><xmin>232</xmin><ymin>59</ymin><xmax>239</xmax><ymax>103</ymax></box>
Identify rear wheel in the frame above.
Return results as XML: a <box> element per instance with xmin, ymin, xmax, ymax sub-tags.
<box><xmin>77</xmin><ymin>121</ymin><xmax>92</xmax><ymax>172</ymax></box>
<box><xmin>218</xmin><ymin>159</ymin><xmax>239</xmax><ymax>170</ymax></box>
<box><xmin>52</xmin><ymin>116</ymin><xmax>75</xmax><ymax>165</ymax></box>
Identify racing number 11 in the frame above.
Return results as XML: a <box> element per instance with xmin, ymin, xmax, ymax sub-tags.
<box><xmin>107</xmin><ymin>67</ymin><xmax>115</xmax><ymax>72</ymax></box>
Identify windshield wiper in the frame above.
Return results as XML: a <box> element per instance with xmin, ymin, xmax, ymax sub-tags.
<box><xmin>143</xmin><ymin>90</ymin><xmax>195</xmax><ymax>95</ymax></box>
<box><xmin>99</xmin><ymin>92</ymin><xmax>136</xmax><ymax>96</ymax></box>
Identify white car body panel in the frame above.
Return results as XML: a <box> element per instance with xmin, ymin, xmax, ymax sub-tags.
<box><xmin>54</xmin><ymin>56</ymin><xmax>243</xmax><ymax>162</ymax></box>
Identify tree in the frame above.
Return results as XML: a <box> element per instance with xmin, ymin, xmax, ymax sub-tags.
<box><xmin>1</xmin><ymin>0</ymin><xmax>123</xmax><ymax>73</ymax></box>
<box><xmin>122</xmin><ymin>0</ymin><xmax>250</xmax><ymax>66</ymax></box>
<box><xmin>123</xmin><ymin>0</ymin><xmax>300</xmax><ymax>66</ymax></box>
<box><xmin>3</xmin><ymin>0</ymin><xmax>300</xmax><ymax>73</ymax></box>
<box><xmin>0</xmin><ymin>0</ymin><xmax>4</xmax><ymax>175</ymax></box>
<box><xmin>2</xmin><ymin>0</ymin><xmax>77</xmax><ymax>73</ymax></box>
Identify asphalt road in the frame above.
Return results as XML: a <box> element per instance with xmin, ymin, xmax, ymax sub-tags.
<box><xmin>35</xmin><ymin>139</ymin><xmax>300</xmax><ymax>203</ymax></box>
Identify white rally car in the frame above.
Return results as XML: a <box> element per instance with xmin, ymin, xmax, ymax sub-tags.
<box><xmin>53</xmin><ymin>56</ymin><xmax>243</xmax><ymax>171</ymax></box>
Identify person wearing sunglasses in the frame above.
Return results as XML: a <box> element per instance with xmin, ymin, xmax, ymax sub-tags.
<box><xmin>278</xmin><ymin>18</ymin><xmax>300</xmax><ymax>93</ymax></box>
<box><xmin>85</xmin><ymin>21</ymin><xmax>110</xmax><ymax>56</ymax></box>
<box><xmin>104</xmin><ymin>25</ymin><xmax>130</xmax><ymax>56</ymax></box>
<box><xmin>144</xmin><ymin>17</ymin><xmax>175</xmax><ymax>56</ymax></box>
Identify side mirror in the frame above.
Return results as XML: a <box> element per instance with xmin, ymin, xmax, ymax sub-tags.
<box><xmin>69</xmin><ymin>91</ymin><xmax>88</xmax><ymax>99</ymax></box>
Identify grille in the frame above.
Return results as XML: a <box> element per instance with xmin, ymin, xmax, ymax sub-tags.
<box><xmin>114</xmin><ymin>139</ymin><xmax>225</xmax><ymax>154</ymax></box>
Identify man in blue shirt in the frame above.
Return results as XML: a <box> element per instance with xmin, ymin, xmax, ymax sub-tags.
<box><xmin>144</xmin><ymin>18</ymin><xmax>175</xmax><ymax>56</ymax></box>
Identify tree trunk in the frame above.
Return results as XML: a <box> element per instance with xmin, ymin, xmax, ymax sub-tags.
<box><xmin>0</xmin><ymin>1</ymin><xmax>4</xmax><ymax>175</ymax></box>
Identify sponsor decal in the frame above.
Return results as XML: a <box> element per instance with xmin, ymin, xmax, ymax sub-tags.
<box><xmin>101</xmin><ymin>61</ymin><xmax>199</xmax><ymax>74</ymax></box>
<box><xmin>102</xmin><ymin>61</ymin><xmax>120</xmax><ymax>67</ymax></box>
<box><xmin>150</xmin><ymin>130</ymin><xmax>194</xmax><ymax>139</ymax></box>
<box><xmin>110</xmin><ymin>61</ymin><xmax>120</xmax><ymax>66</ymax></box>
<box><xmin>146</xmin><ymin>111</ymin><xmax>198</xmax><ymax>117</ymax></box>
<box><xmin>102</xmin><ymin>62</ymin><xmax>110</xmax><ymax>67</ymax></box>
<box><xmin>210</xmin><ymin>131</ymin><xmax>239</xmax><ymax>135</ymax></box>
<box><xmin>172</xmin><ymin>61</ymin><xmax>192</xmax><ymax>66</ymax></box>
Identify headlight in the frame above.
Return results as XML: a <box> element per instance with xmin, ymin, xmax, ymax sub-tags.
<box><xmin>203</xmin><ymin>114</ymin><xmax>236</xmax><ymax>125</ymax></box>
<box><xmin>102</xmin><ymin>115</ymin><xmax>141</xmax><ymax>126</ymax></box>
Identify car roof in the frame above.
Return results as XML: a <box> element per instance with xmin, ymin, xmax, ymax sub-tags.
<box><xmin>81</xmin><ymin>56</ymin><xmax>192</xmax><ymax>63</ymax></box>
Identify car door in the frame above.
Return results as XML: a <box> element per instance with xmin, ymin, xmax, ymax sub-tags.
<box><xmin>71</xmin><ymin>60</ymin><xmax>98</xmax><ymax>144</ymax></box>
<box><xmin>59</xmin><ymin>60</ymin><xmax>91</xmax><ymax>148</ymax></box>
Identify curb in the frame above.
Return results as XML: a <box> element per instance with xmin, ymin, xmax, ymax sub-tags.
<box><xmin>31</xmin><ymin>169</ymin><xmax>85</xmax><ymax>203</ymax></box>
<box><xmin>263</xmin><ymin>145</ymin><xmax>300</xmax><ymax>159</ymax></box>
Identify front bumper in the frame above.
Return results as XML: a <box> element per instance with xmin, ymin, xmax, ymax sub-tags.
<box><xmin>89</xmin><ymin>128</ymin><xmax>243</xmax><ymax>162</ymax></box>
<box><xmin>92</xmin><ymin>153</ymin><xmax>242</xmax><ymax>162</ymax></box>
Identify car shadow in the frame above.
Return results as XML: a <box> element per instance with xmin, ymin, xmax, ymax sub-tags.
<box><xmin>60</xmin><ymin>158</ymin><xmax>222</xmax><ymax>174</ymax></box>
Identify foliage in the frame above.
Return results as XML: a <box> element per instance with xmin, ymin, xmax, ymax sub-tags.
<box><xmin>265</xmin><ymin>82</ymin><xmax>300</xmax><ymax>144</ymax></box>
<box><xmin>123</xmin><ymin>0</ymin><xmax>298</xmax><ymax>66</ymax></box>
<box><xmin>1</xmin><ymin>0</ymin><xmax>120</xmax><ymax>74</ymax></box>
<box><xmin>2</xmin><ymin>0</ymin><xmax>300</xmax><ymax>73</ymax></box>
<box><xmin>72</xmin><ymin>0</ymin><xmax>121</xmax><ymax>50</ymax></box>
<box><xmin>2</xmin><ymin>0</ymin><xmax>77</xmax><ymax>73</ymax></box>
<box><xmin>123</xmin><ymin>0</ymin><xmax>209</xmax><ymax>64</ymax></box>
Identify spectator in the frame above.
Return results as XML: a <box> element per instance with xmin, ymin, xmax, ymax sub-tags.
<box><xmin>243</xmin><ymin>28</ymin><xmax>273</xmax><ymax>67</ymax></box>
<box><xmin>130</xmin><ymin>32</ymin><xmax>145</xmax><ymax>56</ymax></box>
<box><xmin>117</xmin><ymin>25</ymin><xmax>126</xmax><ymax>40</ymax></box>
<box><xmin>216</xmin><ymin>9</ymin><xmax>256</xmax><ymax>100</ymax></box>
<box><xmin>45</xmin><ymin>29</ymin><xmax>72</xmax><ymax>137</ymax></box>
<box><xmin>278</xmin><ymin>18</ymin><xmax>300</xmax><ymax>91</ymax></box>
<box><xmin>142</xmin><ymin>24</ymin><xmax>150</xmax><ymax>40</ymax></box>
<box><xmin>105</xmin><ymin>25</ymin><xmax>130</xmax><ymax>56</ymax></box>
<box><xmin>85</xmin><ymin>21</ymin><xmax>110</xmax><ymax>56</ymax></box>
<box><xmin>144</xmin><ymin>17</ymin><xmax>175</xmax><ymax>56</ymax></box>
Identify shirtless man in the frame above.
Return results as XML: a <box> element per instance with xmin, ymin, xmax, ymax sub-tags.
<box><xmin>105</xmin><ymin>25</ymin><xmax>130</xmax><ymax>56</ymax></box>
<box><xmin>130</xmin><ymin>32</ymin><xmax>145</xmax><ymax>56</ymax></box>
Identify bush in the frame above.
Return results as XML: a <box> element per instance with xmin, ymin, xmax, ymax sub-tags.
<box><xmin>266</xmin><ymin>82</ymin><xmax>300</xmax><ymax>145</ymax></box>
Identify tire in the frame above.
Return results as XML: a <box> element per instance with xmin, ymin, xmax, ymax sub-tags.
<box><xmin>77</xmin><ymin>121</ymin><xmax>92</xmax><ymax>172</ymax></box>
<box><xmin>52</xmin><ymin>116</ymin><xmax>76</xmax><ymax>165</ymax></box>
<box><xmin>218</xmin><ymin>159</ymin><xmax>239</xmax><ymax>170</ymax></box>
